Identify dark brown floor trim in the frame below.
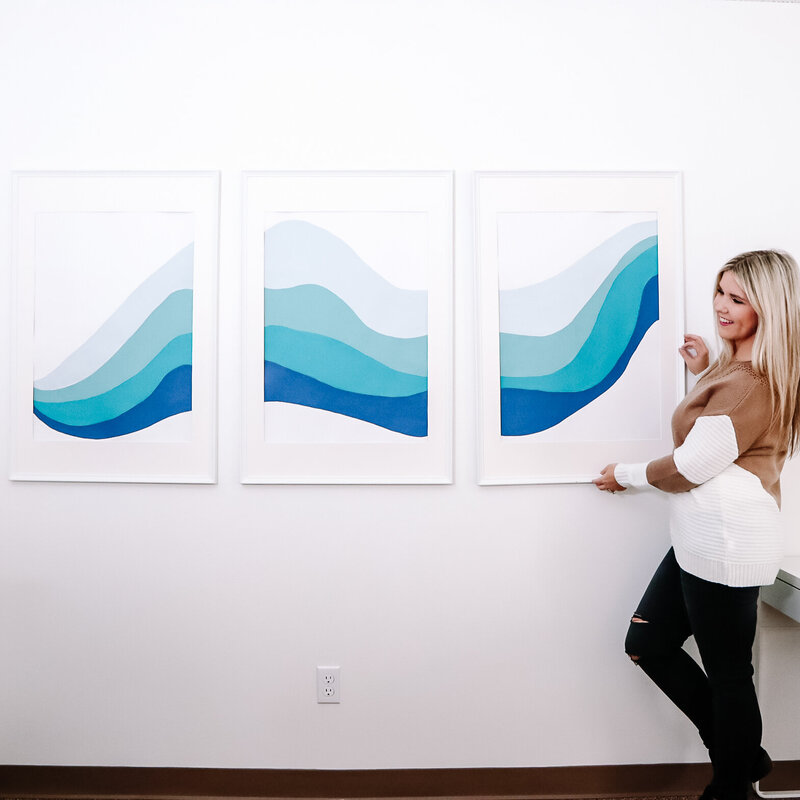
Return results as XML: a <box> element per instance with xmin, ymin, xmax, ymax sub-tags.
<box><xmin>1</xmin><ymin>762</ymin><xmax>799</xmax><ymax>800</ymax></box>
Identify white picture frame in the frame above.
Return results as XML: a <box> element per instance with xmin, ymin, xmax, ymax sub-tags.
<box><xmin>10</xmin><ymin>171</ymin><xmax>219</xmax><ymax>483</ymax></box>
<box><xmin>475</xmin><ymin>171</ymin><xmax>684</xmax><ymax>485</ymax></box>
<box><xmin>242</xmin><ymin>171</ymin><xmax>453</xmax><ymax>484</ymax></box>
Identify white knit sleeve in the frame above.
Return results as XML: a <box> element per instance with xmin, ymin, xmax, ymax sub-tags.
<box><xmin>614</xmin><ymin>462</ymin><xmax>650</xmax><ymax>489</ymax></box>
<box><xmin>672</xmin><ymin>414</ymin><xmax>739</xmax><ymax>484</ymax></box>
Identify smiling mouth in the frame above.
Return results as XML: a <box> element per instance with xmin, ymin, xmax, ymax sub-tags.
<box><xmin>719</xmin><ymin>316</ymin><xmax>733</xmax><ymax>325</ymax></box>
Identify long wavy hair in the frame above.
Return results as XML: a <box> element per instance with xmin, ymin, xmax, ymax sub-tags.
<box><xmin>707</xmin><ymin>250</ymin><xmax>800</xmax><ymax>455</ymax></box>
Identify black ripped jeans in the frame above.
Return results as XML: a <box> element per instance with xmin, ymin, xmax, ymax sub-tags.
<box><xmin>625</xmin><ymin>548</ymin><xmax>762</xmax><ymax>800</ymax></box>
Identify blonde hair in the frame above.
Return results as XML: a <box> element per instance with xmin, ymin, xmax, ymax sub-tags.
<box><xmin>708</xmin><ymin>250</ymin><xmax>800</xmax><ymax>455</ymax></box>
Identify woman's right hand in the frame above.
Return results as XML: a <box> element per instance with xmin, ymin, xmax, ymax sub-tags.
<box><xmin>593</xmin><ymin>464</ymin><xmax>626</xmax><ymax>493</ymax></box>
<box><xmin>678</xmin><ymin>334</ymin><xmax>709</xmax><ymax>375</ymax></box>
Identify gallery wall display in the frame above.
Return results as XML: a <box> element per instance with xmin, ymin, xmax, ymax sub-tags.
<box><xmin>242</xmin><ymin>171</ymin><xmax>454</xmax><ymax>483</ymax></box>
<box><xmin>10</xmin><ymin>171</ymin><xmax>220</xmax><ymax>483</ymax></box>
<box><xmin>475</xmin><ymin>172</ymin><xmax>684</xmax><ymax>485</ymax></box>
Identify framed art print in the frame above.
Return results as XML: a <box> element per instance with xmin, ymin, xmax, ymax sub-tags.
<box><xmin>10</xmin><ymin>171</ymin><xmax>219</xmax><ymax>483</ymax></box>
<box><xmin>242</xmin><ymin>171</ymin><xmax>453</xmax><ymax>483</ymax></box>
<box><xmin>475</xmin><ymin>172</ymin><xmax>684</xmax><ymax>484</ymax></box>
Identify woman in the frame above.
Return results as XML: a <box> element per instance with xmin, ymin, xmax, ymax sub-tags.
<box><xmin>593</xmin><ymin>250</ymin><xmax>800</xmax><ymax>800</ymax></box>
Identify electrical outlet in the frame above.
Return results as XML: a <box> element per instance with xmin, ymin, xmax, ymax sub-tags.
<box><xmin>316</xmin><ymin>666</ymin><xmax>341</xmax><ymax>704</ymax></box>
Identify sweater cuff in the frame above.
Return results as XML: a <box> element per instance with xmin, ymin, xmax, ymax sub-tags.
<box><xmin>614</xmin><ymin>462</ymin><xmax>651</xmax><ymax>490</ymax></box>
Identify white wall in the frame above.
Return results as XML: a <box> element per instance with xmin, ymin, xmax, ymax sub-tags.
<box><xmin>2</xmin><ymin>0</ymin><xmax>800</xmax><ymax>770</ymax></box>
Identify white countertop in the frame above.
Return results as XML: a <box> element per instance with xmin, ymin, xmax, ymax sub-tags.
<box><xmin>762</xmin><ymin>556</ymin><xmax>800</xmax><ymax>623</ymax></box>
<box><xmin>777</xmin><ymin>556</ymin><xmax>800</xmax><ymax>590</ymax></box>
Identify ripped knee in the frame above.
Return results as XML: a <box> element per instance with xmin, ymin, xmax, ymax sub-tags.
<box><xmin>625</xmin><ymin>614</ymin><xmax>649</xmax><ymax>663</ymax></box>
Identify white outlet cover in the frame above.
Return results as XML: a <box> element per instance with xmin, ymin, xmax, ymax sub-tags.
<box><xmin>316</xmin><ymin>666</ymin><xmax>341</xmax><ymax>704</ymax></box>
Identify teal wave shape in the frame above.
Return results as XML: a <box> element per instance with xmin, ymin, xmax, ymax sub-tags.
<box><xmin>33</xmin><ymin>333</ymin><xmax>192</xmax><ymax>426</ymax></box>
<box><xmin>500</xmin><ymin>245</ymin><xmax>658</xmax><ymax>393</ymax></box>
<box><xmin>35</xmin><ymin>365</ymin><xmax>192</xmax><ymax>440</ymax></box>
<box><xmin>265</xmin><ymin>285</ymin><xmax>427</xmax><ymax>377</ymax></box>
<box><xmin>35</xmin><ymin>243</ymin><xmax>194</xmax><ymax>391</ymax></box>
<box><xmin>500</xmin><ymin>240</ymin><xmax>657</xmax><ymax>377</ymax></box>
<box><xmin>265</xmin><ymin>325</ymin><xmax>427</xmax><ymax>397</ymax></box>
<box><xmin>501</xmin><ymin>276</ymin><xmax>658</xmax><ymax>435</ymax></box>
<box><xmin>33</xmin><ymin>289</ymin><xmax>193</xmax><ymax>404</ymax></box>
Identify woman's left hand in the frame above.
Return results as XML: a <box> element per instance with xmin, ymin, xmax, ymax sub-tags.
<box><xmin>679</xmin><ymin>334</ymin><xmax>710</xmax><ymax>375</ymax></box>
<box><xmin>593</xmin><ymin>464</ymin><xmax>626</xmax><ymax>493</ymax></box>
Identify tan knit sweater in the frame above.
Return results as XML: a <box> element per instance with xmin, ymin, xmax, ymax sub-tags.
<box><xmin>615</xmin><ymin>361</ymin><xmax>788</xmax><ymax>587</ymax></box>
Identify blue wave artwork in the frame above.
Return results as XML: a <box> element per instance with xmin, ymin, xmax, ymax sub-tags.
<box><xmin>33</xmin><ymin>244</ymin><xmax>194</xmax><ymax>439</ymax></box>
<box><xmin>499</xmin><ymin>221</ymin><xmax>659</xmax><ymax>436</ymax></box>
<box><xmin>264</xmin><ymin>220</ymin><xmax>428</xmax><ymax>437</ymax></box>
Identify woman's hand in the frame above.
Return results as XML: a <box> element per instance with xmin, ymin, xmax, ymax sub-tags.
<box><xmin>593</xmin><ymin>464</ymin><xmax>626</xmax><ymax>493</ymax></box>
<box><xmin>679</xmin><ymin>334</ymin><xmax>709</xmax><ymax>375</ymax></box>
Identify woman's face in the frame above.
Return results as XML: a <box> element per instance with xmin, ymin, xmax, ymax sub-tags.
<box><xmin>714</xmin><ymin>270</ymin><xmax>759</xmax><ymax>358</ymax></box>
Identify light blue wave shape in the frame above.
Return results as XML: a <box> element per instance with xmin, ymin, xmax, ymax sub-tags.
<box><xmin>33</xmin><ymin>333</ymin><xmax>192</xmax><ymax>426</ymax></box>
<box><xmin>35</xmin><ymin>243</ymin><xmax>194</xmax><ymax>390</ymax></box>
<box><xmin>265</xmin><ymin>325</ymin><xmax>427</xmax><ymax>397</ymax></box>
<box><xmin>499</xmin><ymin>220</ymin><xmax>657</xmax><ymax>337</ymax></box>
<box><xmin>500</xmin><ymin>250</ymin><xmax>658</xmax><ymax>393</ymax></box>
<box><xmin>500</xmin><ymin>240</ymin><xmax>656</xmax><ymax>377</ymax></box>
<box><xmin>264</xmin><ymin>220</ymin><xmax>427</xmax><ymax>339</ymax></box>
<box><xmin>265</xmin><ymin>285</ymin><xmax>427</xmax><ymax>377</ymax></box>
<box><xmin>33</xmin><ymin>290</ymin><xmax>193</xmax><ymax>404</ymax></box>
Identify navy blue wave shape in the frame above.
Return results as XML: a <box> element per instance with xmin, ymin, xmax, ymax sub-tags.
<box><xmin>500</xmin><ymin>276</ymin><xmax>658</xmax><ymax>436</ymax></box>
<box><xmin>265</xmin><ymin>361</ymin><xmax>427</xmax><ymax>437</ymax></box>
<box><xmin>33</xmin><ymin>365</ymin><xmax>192</xmax><ymax>440</ymax></box>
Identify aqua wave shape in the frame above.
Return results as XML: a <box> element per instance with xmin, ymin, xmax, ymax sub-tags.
<box><xmin>32</xmin><ymin>244</ymin><xmax>194</xmax><ymax>439</ymax></box>
<box><xmin>499</xmin><ymin>236</ymin><xmax>659</xmax><ymax>436</ymax></box>
<box><xmin>264</xmin><ymin>221</ymin><xmax>428</xmax><ymax>437</ymax></box>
